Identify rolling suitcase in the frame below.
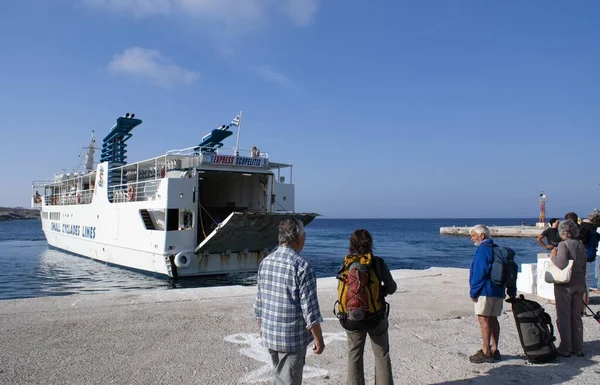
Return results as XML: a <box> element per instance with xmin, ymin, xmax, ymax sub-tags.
<box><xmin>510</xmin><ymin>295</ymin><xmax>557</xmax><ymax>364</ymax></box>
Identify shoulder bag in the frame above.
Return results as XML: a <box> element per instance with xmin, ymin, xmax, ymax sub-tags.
<box><xmin>544</xmin><ymin>244</ymin><xmax>573</xmax><ymax>284</ymax></box>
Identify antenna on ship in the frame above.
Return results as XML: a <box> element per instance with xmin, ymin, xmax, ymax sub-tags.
<box><xmin>85</xmin><ymin>130</ymin><xmax>96</xmax><ymax>172</ymax></box>
<box><xmin>73</xmin><ymin>130</ymin><xmax>99</xmax><ymax>173</ymax></box>
<box><xmin>231</xmin><ymin>111</ymin><xmax>243</xmax><ymax>156</ymax></box>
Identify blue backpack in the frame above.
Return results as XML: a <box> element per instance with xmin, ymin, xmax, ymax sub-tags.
<box><xmin>586</xmin><ymin>228</ymin><xmax>598</xmax><ymax>262</ymax></box>
<box><xmin>488</xmin><ymin>244</ymin><xmax>518</xmax><ymax>290</ymax></box>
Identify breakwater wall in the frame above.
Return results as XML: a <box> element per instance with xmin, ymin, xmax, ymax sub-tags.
<box><xmin>440</xmin><ymin>225</ymin><xmax>542</xmax><ymax>238</ymax></box>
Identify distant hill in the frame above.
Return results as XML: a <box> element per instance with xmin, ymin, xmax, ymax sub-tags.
<box><xmin>0</xmin><ymin>207</ymin><xmax>40</xmax><ymax>221</ymax></box>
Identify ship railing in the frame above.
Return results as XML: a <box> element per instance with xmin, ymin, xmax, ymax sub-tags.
<box><xmin>111</xmin><ymin>147</ymin><xmax>271</xmax><ymax>183</ymax></box>
<box><xmin>32</xmin><ymin>180</ymin><xmax>56</xmax><ymax>207</ymax></box>
<box><xmin>33</xmin><ymin>172</ymin><xmax>96</xmax><ymax>189</ymax></box>
<box><xmin>110</xmin><ymin>155</ymin><xmax>183</xmax><ymax>183</ymax></box>
<box><xmin>166</xmin><ymin>146</ymin><xmax>270</xmax><ymax>160</ymax></box>
<box><xmin>44</xmin><ymin>188</ymin><xmax>95</xmax><ymax>206</ymax></box>
<box><xmin>110</xmin><ymin>179</ymin><xmax>161</xmax><ymax>203</ymax></box>
<box><xmin>32</xmin><ymin>179</ymin><xmax>56</xmax><ymax>188</ymax></box>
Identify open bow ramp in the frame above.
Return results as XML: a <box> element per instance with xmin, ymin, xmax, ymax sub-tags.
<box><xmin>195</xmin><ymin>212</ymin><xmax>318</xmax><ymax>254</ymax></box>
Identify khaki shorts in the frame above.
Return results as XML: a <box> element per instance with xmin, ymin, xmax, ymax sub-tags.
<box><xmin>474</xmin><ymin>296</ymin><xmax>503</xmax><ymax>317</ymax></box>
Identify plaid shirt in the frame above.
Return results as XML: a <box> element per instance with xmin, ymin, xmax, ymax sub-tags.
<box><xmin>253</xmin><ymin>246</ymin><xmax>323</xmax><ymax>352</ymax></box>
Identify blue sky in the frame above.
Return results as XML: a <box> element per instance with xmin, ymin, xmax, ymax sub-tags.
<box><xmin>0</xmin><ymin>1</ymin><xmax>598</xmax><ymax>218</ymax></box>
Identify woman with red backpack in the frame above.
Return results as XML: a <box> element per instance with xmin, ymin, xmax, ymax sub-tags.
<box><xmin>336</xmin><ymin>229</ymin><xmax>397</xmax><ymax>385</ymax></box>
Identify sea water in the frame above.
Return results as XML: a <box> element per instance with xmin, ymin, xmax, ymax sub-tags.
<box><xmin>0</xmin><ymin>218</ymin><xmax>596</xmax><ymax>300</ymax></box>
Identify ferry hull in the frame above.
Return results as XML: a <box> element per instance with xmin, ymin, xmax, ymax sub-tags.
<box><xmin>44</xmin><ymin>230</ymin><xmax>170</xmax><ymax>275</ymax></box>
<box><xmin>44</xmin><ymin>229</ymin><xmax>272</xmax><ymax>277</ymax></box>
<box><xmin>42</xmin><ymin>206</ymin><xmax>318</xmax><ymax>278</ymax></box>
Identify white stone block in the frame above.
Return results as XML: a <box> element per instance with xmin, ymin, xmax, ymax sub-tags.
<box><xmin>516</xmin><ymin>263</ymin><xmax>537</xmax><ymax>295</ymax></box>
<box><xmin>517</xmin><ymin>274</ymin><xmax>536</xmax><ymax>294</ymax></box>
<box><xmin>518</xmin><ymin>283</ymin><xmax>537</xmax><ymax>295</ymax></box>
<box><xmin>520</xmin><ymin>263</ymin><xmax>537</xmax><ymax>276</ymax></box>
<box><xmin>517</xmin><ymin>272</ymin><xmax>535</xmax><ymax>288</ymax></box>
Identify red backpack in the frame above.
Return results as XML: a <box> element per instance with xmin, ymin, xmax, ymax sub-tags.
<box><xmin>334</xmin><ymin>253</ymin><xmax>384</xmax><ymax>330</ymax></box>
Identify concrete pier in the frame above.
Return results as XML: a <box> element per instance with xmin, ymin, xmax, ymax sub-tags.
<box><xmin>440</xmin><ymin>225</ymin><xmax>543</xmax><ymax>238</ymax></box>
<box><xmin>1</xmin><ymin>268</ymin><xmax>599</xmax><ymax>384</ymax></box>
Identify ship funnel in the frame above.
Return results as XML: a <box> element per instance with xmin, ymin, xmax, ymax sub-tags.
<box><xmin>100</xmin><ymin>114</ymin><xmax>143</xmax><ymax>192</ymax></box>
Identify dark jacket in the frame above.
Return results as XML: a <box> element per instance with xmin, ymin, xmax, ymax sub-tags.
<box><xmin>372</xmin><ymin>256</ymin><xmax>397</xmax><ymax>297</ymax></box>
<box><xmin>577</xmin><ymin>222</ymin><xmax>594</xmax><ymax>246</ymax></box>
<box><xmin>578</xmin><ymin>222</ymin><xmax>599</xmax><ymax>254</ymax></box>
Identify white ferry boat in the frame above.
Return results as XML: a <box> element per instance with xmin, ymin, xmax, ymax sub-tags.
<box><xmin>31</xmin><ymin>113</ymin><xmax>317</xmax><ymax>278</ymax></box>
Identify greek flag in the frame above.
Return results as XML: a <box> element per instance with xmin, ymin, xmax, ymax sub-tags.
<box><xmin>231</xmin><ymin>114</ymin><xmax>241</xmax><ymax>127</ymax></box>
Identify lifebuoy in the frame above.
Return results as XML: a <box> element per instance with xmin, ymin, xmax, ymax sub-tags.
<box><xmin>160</xmin><ymin>167</ymin><xmax>166</xmax><ymax>178</ymax></box>
<box><xmin>127</xmin><ymin>186</ymin><xmax>135</xmax><ymax>201</ymax></box>
<box><xmin>76</xmin><ymin>193</ymin><xmax>82</xmax><ymax>204</ymax></box>
<box><xmin>174</xmin><ymin>252</ymin><xmax>191</xmax><ymax>268</ymax></box>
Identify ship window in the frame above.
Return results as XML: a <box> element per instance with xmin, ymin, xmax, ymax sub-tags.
<box><xmin>180</xmin><ymin>209</ymin><xmax>194</xmax><ymax>230</ymax></box>
<box><xmin>166</xmin><ymin>209</ymin><xmax>179</xmax><ymax>231</ymax></box>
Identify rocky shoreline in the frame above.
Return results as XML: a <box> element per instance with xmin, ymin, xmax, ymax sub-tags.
<box><xmin>0</xmin><ymin>207</ymin><xmax>40</xmax><ymax>222</ymax></box>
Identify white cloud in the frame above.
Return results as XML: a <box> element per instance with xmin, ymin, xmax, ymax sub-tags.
<box><xmin>85</xmin><ymin>0</ymin><xmax>319</xmax><ymax>26</ymax></box>
<box><xmin>84</xmin><ymin>0</ymin><xmax>173</xmax><ymax>16</ymax></box>
<box><xmin>178</xmin><ymin>0</ymin><xmax>268</xmax><ymax>25</ymax></box>
<box><xmin>281</xmin><ymin>0</ymin><xmax>318</xmax><ymax>26</ymax></box>
<box><xmin>108</xmin><ymin>47</ymin><xmax>199</xmax><ymax>87</ymax></box>
<box><xmin>253</xmin><ymin>66</ymin><xmax>292</xmax><ymax>87</ymax></box>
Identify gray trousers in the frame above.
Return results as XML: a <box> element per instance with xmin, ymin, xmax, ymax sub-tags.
<box><xmin>268</xmin><ymin>346</ymin><xmax>306</xmax><ymax>385</ymax></box>
<box><xmin>346</xmin><ymin>318</ymin><xmax>394</xmax><ymax>385</ymax></box>
<box><xmin>554</xmin><ymin>284</ymin><xmax>585</xmax><ymax>354</ymax></box>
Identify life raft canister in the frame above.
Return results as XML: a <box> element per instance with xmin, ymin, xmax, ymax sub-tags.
<box><xmin>127</xmin><ymin>186</ymin><xmax>135</xmax><ymax>201</ymax></box>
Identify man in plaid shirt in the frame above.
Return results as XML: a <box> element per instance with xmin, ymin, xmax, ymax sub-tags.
<box><xmin>254</xmin><ymin>218</ymin><xmax>324</xmax><ymax>384</ymax></box>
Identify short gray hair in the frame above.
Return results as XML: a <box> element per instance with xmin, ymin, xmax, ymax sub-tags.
<box><xmin>278</xmin><ymin>218</ymin><xmax>305</xmax><ymax>244</ymax></box>
<box><xmin>471</xmin><ymin>224</ymin><xmax>490</xmax><ymax>238</ymax></box>
<box><xmin>558</xmin><ymin>219</ymin><xmax>579</xmax><ymax>239</ymax></box>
